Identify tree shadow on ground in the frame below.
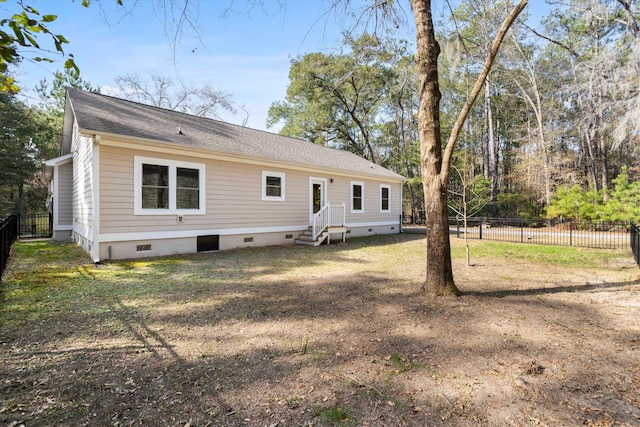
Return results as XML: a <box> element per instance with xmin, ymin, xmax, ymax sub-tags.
<box><xmin>465</xmin><ymin>279</ymin><xmax>640</xmax><ymax>298</ymax></box>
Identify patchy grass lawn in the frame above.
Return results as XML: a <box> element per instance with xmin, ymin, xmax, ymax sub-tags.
<box><xmin>1</xmin><ymin>234</ymin><xmax>639</xmax><ymax>426</ymax></box>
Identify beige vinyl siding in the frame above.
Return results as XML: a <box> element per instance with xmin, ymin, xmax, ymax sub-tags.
<box><xmin>71</xmin><ymin>123</ymin><xmax>94</xmax><ymax>240</ymax></box>
<box><xmin>57</xmin><ymin>161</ymin><xmax>73</xmax><ymax>225</ymax></box>
<box><xmin>98</xmin><ymin>144</ymin><xmax>310</xmax><ymax>234</ymax></box>
<box><xmin>207</xmin><ymin>161</ymin><xmax>308</xmax><ymax>229</ymax></box>
<box><xmin>327</xmin><ymin>177</ymin><xmax>401</xmax><ymax>226</ymax></box>
<box><xmin>98</xmin><ymin>141</ymin><xmax>401</xmax><ymax>238</ymax></box>
<box><xmin>98</xmin><ymin>147</ymin><xmax>133</xmax><ymax>223</ymax></box>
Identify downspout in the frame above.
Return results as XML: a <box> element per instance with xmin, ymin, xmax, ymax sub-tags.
<box><xmin>52</xmin><ymin>163</ymin><xmax>59</xmax><ymax>235</ymax></box>
<box><xmin>91</xmin><ymin>135</ymin><xmax>101</xmax><ymax>263</ymax></box>
<box><xmin>400</xmin><ymin>181</ymin><xmax>404</xmax><ymax>233</ymax></box>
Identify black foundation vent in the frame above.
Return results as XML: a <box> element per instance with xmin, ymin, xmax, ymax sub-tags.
<box><xmin>197</xmin><ymin>235</ymin><xmax>220</xmax><ymax>252</ymax></box>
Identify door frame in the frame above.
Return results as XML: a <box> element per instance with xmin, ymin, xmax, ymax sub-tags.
<box><xmin>309</xmin><ymin>177</ymin><xmax>327</xmax><ymax>222</ymax></box>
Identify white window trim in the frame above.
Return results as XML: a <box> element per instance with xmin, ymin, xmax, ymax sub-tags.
<box><xmin>351</xmin><ymin>181</ymin><xmax>364</xmax><ymax>214</ymax></box>
<box><xmin>262</xmin><ymin>170</ymin><xmax>286</xmax><ymax>201</ymax></box>
<box><xmin>380</xmin><ymin>184</ymin><xmax>391</xmax><ymax>213</ymax></box>
<box><xmin>134</xmin><ymin>156</ymin><xmax>206</xmax><ymax>215</ymax></box>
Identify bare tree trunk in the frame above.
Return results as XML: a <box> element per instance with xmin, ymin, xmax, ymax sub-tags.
<box><xmin>510</xmin><ymin>37</ymin><xmax>553</xmax><ymax>205</ymax></box>
<box><xmin>598</xmin><ymin>84</ymin><xmax>609</xmax><ymax>200</ymax></box>
<box><xmin>412</xmin><ymin>0</ymin><xmax>459</xmax><ymax>296</ymax></box>
<box><xmin>484</xmin><ymin>77</ymin><xmax>499</xmax><ymax>216</ymax></box>
<box><xmin>482</xmin><ymin>124</ymin><xmax>490</xmax><ymax>180</ymax></box>
<box><xmin>571</xmin><ymin>60</ymin><xmax>599</xmax><ymax>189</ymax></box>
<box><xmin>481</xmin><ymin>6</ymin><xmax>500</xmax><ymax>217</ymax></box>
<box><xmin>584</xmin><ymin>129</ymin><xmax>599</xmax><ymax>189</ymax></box>
<box><xmin>18</xmin><ymin>182</ymin><xmax>24</xmax><ymax>217</ymax></box>
<box><xmin>350</xmin><ymin>114</ymin><xmax>378</xmax><ymax>163</ymax></box>
<box><xmin>599</xmin><ymin>127</ymin><xmax>608</xmax><ymax>198</ymax></box>
<box><xmin>592</xmin><ymin>30</ymin><xmax>609</xmax><ymax>200</ymax></box>
<box><xmin>411</xmin><ymin>0</ymin><xmax>527</xmax><ymax>296</ymax></box>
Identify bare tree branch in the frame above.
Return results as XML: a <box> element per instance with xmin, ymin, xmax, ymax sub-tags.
<box><xmin>443</xmin><ymin>0</ymin><xmax>470</xmax><ymax>55</ymax></box>
<box><xmin>616</xmin><ymin>0</ymin><xmax>640</xmax><ymax>36</ymax></box>
<box><xmin>441</xmin><ymin>0</ymin><xmax>528</xmax><ymax>184</ymax></box>
<box><xmin>113</xmin><ymin>74</ymin><xmax>236</xmax><ymax>119</ymax></box>
<box><xmin>325</xmin><ymin>0</ymin><xmax>409</xmax><ymax>39</ymax></box>
<box><xmin>521</xmin><ymin>22</ymin><xmax>580</xmax><ymax>57</ymax></box>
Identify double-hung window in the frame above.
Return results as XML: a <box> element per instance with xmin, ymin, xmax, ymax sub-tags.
<box><xmin>380</xmin><ymin>184</ymin><xmax>391</xmax><ymax>213</ymax></box>
<box><xmin>141</xmin><ymin>164</ymin><xmax>169</xmax><ymax>209</ymax></box>
<box><xmin>262</xmin><ymin>171</ymin><xmax>285</xmax><ymax>201</ymax></box>
<box><xmin>176</xmin><ymin>167</ymin><xmax>200</xmax><ymax>209</ymax></box>
<box><xmin>351</xmin><ymin>181</ymin><xmax>364</xmax><ymax>213</ymax></box>
<box><xmin>134</xmin><ymin>156</ymin><xmax>205</xmax><ymax>215</ymax></box>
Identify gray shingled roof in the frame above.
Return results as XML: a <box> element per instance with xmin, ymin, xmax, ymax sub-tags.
<box><xmin>67</xmin><ymin>88</ymin><xmax>404</xmax><ymax>181</ymax></box>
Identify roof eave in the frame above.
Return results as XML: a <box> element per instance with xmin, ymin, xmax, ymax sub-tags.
<box><xmin>82</xmin><ymin>128</ymin><xmax>406</xmax><ymax>183</ymax></box>
<box><xmin>43</xmin><ymin>153</ymin><xmax>73</xmax><ymax>181</ymax></box>
<box><xmin>61</xmin><ymin>90</ymin><xmax>75</xmax><ymax>155</ymax></box>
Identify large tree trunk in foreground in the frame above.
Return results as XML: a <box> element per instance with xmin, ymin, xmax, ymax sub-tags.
<box><xmin>413</xmin><ymin>0</ymin><xmax>459</xmax><ymax>296</ymax></box>
<box><xmin>423</xmin><ymin>172</ymin><xmax>457</xmax><ymax>294</ymax></box>
<box><xmin>411</xmin><ymin>0</ymin><xmax>527</xmax><ymax>296</ymax></box>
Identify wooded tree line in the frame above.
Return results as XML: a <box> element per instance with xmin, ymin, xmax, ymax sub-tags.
<box><xmin>0</xmin><ymin>69</ymin><xmax>92</xmax><ymax>216</ymax></box>
<box><xmin>268</xmin><ymin>0</ymin><xmax>640</xmax><ymax>221</ymax></box>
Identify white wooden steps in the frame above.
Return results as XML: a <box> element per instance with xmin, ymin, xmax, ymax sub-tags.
<box><xmin>295</xmin><ymin>226</ymin><xmax>347</xmax><ymax>246</ymax></box>
<box><xmin>296</xmin><ymin>203</ymin><xmax>347</xmax><ymax>246</ymax></box>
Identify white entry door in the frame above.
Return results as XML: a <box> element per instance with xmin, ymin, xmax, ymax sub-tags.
<box><xmin>309</xmin><ymin>178</ymin><xmax>327</xmax><ymax>221</ymax></box>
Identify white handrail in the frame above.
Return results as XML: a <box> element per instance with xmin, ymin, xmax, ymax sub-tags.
<box><xmin>330</xmin><ymin>203</ymin><xmax>346</xmax><ymax>227</ymax></box>
<box><xmin>312</xmin><ymin>203</ymin><xmax>345</xmax><ymax>240</ymax></box>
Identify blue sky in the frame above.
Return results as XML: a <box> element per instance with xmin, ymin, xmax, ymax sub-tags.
<box><xmin>8</xmin><ymin>0</ymin><xmax>546</xmax><ymax>131</ymax></box>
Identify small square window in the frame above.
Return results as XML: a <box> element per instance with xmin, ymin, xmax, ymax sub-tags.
<box><xmin>265</xmin><ymin>176</ymin><xmax>282</xmax><ymax>197</ymax></box>
<box><xmin>262</xmin><ymin>171</ymin><xmax>285</xmax><ymax>201</ymax></box>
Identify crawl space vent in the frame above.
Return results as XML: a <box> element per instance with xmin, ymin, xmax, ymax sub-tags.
<box><xmin>197</xmin><ymin>235</ymin><xmax>219</xmax><ymax>252</ymax></box>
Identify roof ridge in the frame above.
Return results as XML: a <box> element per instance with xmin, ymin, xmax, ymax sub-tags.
<box><xmin>67</xmin><ymin>86</ymin><xmax>239</xmax><ymax>127</ymax></box>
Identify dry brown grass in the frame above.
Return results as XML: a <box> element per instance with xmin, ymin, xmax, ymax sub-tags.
<box><xmin>1</xmin><ymin>235</ymin><xmax>639</xmax><ymax>426</ymax></box>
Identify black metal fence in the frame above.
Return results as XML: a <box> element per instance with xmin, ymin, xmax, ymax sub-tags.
<box><xmin>0</xmin><ymin>213</ymin><xmax>52</xmax><ymax>279</ymax></box>
<box><xmin>631</xmin><ymin>222</ymin><xmax>640</xmax><ymax>266</ymax></box>
<box><xmin>452</xmin><ymin>217</ymin><xmax>630</xmax><ymax>249</ymax></box>
<box><xmin>17</xmin><ymin>213</ymin><xmax>52</xmax><ymax>239</ymax></box>
<box><xmin>403</xmin><ymin>212</ymin><xmax>426</xmax><ymax>225</ymax></box>
<box><xmin>1</xmin><ymin>215</ymin><xmax>18</xmax><ymax>279</ymax></box>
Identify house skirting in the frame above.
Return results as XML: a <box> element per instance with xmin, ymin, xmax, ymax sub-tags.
<box><xmin>98</xmin><ymin>230</ymin><xmax>300</xmax><ymax>261</ymax></box>
<box><xmin>89</xmin><ymin>222</ymin><xmax>401</xmax><ymax>261</ymax></box>
<box><xmin>53</xmin><ymin>228</ymin><xmax>73</xmax><ymax>241</ymax></box>
<box><xmin>342</xmin><ymin>223</ymin><xmax>400</xmax><ymax>239</ymax></box>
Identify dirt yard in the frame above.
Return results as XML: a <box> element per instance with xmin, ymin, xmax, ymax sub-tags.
<box><xmin>1</xmin><ymin>234</ymin><xmax>639</xmax><ymax>426</ymax></box>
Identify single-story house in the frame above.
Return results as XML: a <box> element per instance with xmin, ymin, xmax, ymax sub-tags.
<box><xmin>44</xmin><ymin>88</ymin><xmax>405</xmax><ymax>262</ymax></box>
